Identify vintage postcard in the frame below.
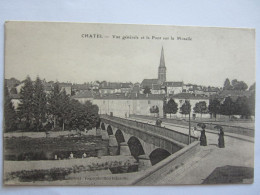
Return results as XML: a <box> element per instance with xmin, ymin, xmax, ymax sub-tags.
<box><xmin>3</xmin><ymin>21</ymin><xmax>255</xmax><ymax>186</ymax></box>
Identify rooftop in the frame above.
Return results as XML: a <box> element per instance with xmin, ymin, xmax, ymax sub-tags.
<box><xmin>94</xmin><ymin>93</ymin><xmax>165</xmax><ymax>100</ymax></box>
<box><xmin>141</xmin><ymin>79</ymin><xmax>159</xmax><ymax>87</ymax></box>
<box><xmin>164</xmin><ymin>81</ymin><xmax>183</xmax><ymax>87</ymax></box>
<box><xmin>171</xmin><ymin>93</ymin><xmax>209</xmax><ymax>100</ymax></box>
<box><xmin>71</xmin><ymin>91</ymin><xmax>94</xmax><ymax>99</ymax></box>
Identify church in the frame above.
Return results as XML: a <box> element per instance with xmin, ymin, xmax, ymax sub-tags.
<box><xmin>141</xmin><ymin>47</ymin><xmax>183</xmax><ymax>95</ymax></box>
<box><xmin>141</xmin><ymin>47</ymin><xmax>166</xmax><ymax>94</ymax></box>
<box><xmin>72</xmin><ymin>47</ymin><xmax>210</xmax><ymax>118</ymax></box>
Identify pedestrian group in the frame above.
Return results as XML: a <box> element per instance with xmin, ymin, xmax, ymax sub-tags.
<box><xmin>194</xmin><ymin>123</ymin><xmax>225</xmax><ymax>148</ymax></box>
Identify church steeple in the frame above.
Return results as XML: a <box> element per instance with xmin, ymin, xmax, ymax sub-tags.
<box><xmin>159</xmin><ymin>46</ymin><xmax>165</xmax><ymax>68</ymax></box>
<box><xmin>158</xmin><ymin>46</ymin><xmax>166</xmax><ymax>84</ymax></box>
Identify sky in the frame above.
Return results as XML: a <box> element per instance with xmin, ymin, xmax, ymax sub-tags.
<box><xmin>5</xmin><ymin>21</ymin><xmax>255</xmax><ymax>88</ymax></box>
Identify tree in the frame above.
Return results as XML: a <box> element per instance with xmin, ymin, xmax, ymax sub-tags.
<box><xmin>249</xmin><ymin>82</ymin><xmax>256</xmax><ymax>91</ymax></box>
<box><xmin>235</xmin><ymin>96</ymin><xmax>251</xmax><ymax>118</ymax></box>
<box><xmin>163</xmin><ymin>97</ymin><xmax>168</xmax><ymax>118</ymax></box>
<box><xmin>4</xmin><ymin>83</ymin><xmax>17</xmax><ymax>132</ymax></box>
<box><xmin>180</xmin><ymin>100</ymin><xmax>191</xmax><ymax>118</ymax></box>
<box><xmin>220</xmin><ymin>97</ymin><xmax>236</xmax><ymax>119</ymax></box>
<box><xmin>166</xmin><ymin>98</ymin><xmax>178</xmax><ymax>118</ymax></box>
<box><xmin>248</xmin><ymin>93</ymin><xmax>255</xmax><ymax>117</ymax></box>
<box><xmin>208</xmin><ymin>98</ymin><xmax>221</xmax><ymax>120</ymax></box>
<box><xmin>18</xmin><ymin>76</ymin><xmax>35</xmax><ymax>129</ymax></box>
<box><xmin>47</xmin><ymin>82</ymin><xmax>61</xmax><ymax>129</ymax></box>
<box><xmin>143</xmin><ymin>86</ymin><xmax>151</xmax><ymax>94</ymax></box>
<box><xmin>193</xmin><ymin>101</ymin><xmax>208</xmax><ymax>118</ymax></box>
<box><xmin>59</xmin><ymin>89</ymin><xmax>71</xmax><ymax>130</ymax></box>
<box><xmin>33</xmin><ymin>76</ymin><xmax>47</xmax><ymax>131</ymax></box>
<box><xmin>68</xmin><ymin>100</ymin><xmax>99</xmax><ymax>131</ymax></box>
<box><xmin>232</xmin><ymin>79</ymin><xmax>248</xmax><ymax>91</ymax></box>
<box><xmin>231</xmin><ymin>79</ymin><xmax>238</xmax><ymax>88</ymax></box>
<box><xmin>150</xmin><ymin>105</ymin><xmax>159</xmax><ymax>116</ymax></box>
<box><xmin>223</xmin><ymin>78</ymin><xmax>232</xmax><ymax>90</ymax></box>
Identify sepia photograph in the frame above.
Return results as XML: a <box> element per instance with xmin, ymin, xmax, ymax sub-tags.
<box><xmin>3</xmin><ymin>21</ymin><xmax>255</xmax><ymax>186</ymax></box>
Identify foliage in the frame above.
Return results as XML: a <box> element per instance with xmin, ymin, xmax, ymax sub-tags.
<box><xmin>220</xmin><ymin>97</ymin><xmax>236</xmax><ymax>118</ymax></box>
<box><xmin>223</xmin><ymin>78</ymin><xmax>232</xmax><ymax>90</ymax></box>
<box><xmin>231</xmin><ymin>79</ymin><xmax>248</xmax><ymax>91</ymax></box>
<box><xmin>143</xmin><ymin>86</ymin><xmax>151</xmax><ymax>94</ymax></box>
<box><xmin>33</xmin><ymin>76</ymin><xmax>47</xmax><ymax>131</ymax></box>
<box><xmin>4</xmin><ymin>83</ymin><xmax>17</xmax><ymax>132</ymax></box>
<box><xmin>223</xmin><ymin>78</ymin><xmax>248</xmax><ymax>91</ymax></box>
<box><xmin>164</xmin><ymin>98</ymin><xmax>178</xmax><ymax>117</ymax></box>
<box><xmin>68</xmin><ymin>100</ymin><xmax>99</xmax><ymax>131</ymax></box>
<box><xmin>249</xmin><ymin>82</ymin><xmax>255</xmax><ymax>91</ymax></box>
<box><xmin>193</xmin><ymin>101</ymin><xmax>208</xmax><ymax>118</ymax></box>
<box><xmin>210</xmin><ymin>95</ymin><xmax>255</xmax><ymax>119</ymax></box>
<box><xmin>248</xmin><ymin>93</ymin><xmax>255</xmax><ymax>116</ymax></box>
<box><xmin>179</xmin><ymin>100</ymin><xmax>191</xmax><ymax>117</ymax></box>
<box><xmin>234</xmin><ymin>96</ymin><xmax>251</xmax><ymax>118</ymax></box>
<box><xmin>15</xmin><ymin>77</ymin><xmax>99</xmax><ymax>132</ymax></box>
<box><xmin>208</xmin><ymin>98</ymin><xmax>221</xmax><ymax>119</ymax></box>
<box><xmin>150</xmin><ymin>105</ymin><xmax>159</xmax><ymax>114</ymax></box>
<box><xmin>17</xmin><ymin>76</ymin><xmax>35</xmax><ymax>129</ymax></box>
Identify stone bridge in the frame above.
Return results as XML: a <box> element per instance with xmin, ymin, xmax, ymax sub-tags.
<box><xmin>97</xmin><ymin>115</ymin><xmax>198</xmax><ymax>167</ymax></box>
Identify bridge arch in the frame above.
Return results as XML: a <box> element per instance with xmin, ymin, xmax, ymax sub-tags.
<box><xmin>101</xmin><ymin>123</ymin><xmax>106</xmax><ymax>130</ymax></box>
<box><xmin>127</xmin><ymin>136</ymin><xmax>145</xmax><ymax>160</ymax></box>
<box><xmin>107</xmin><ymin>125</ymin><xmax>113</xmax><ymax>135</ymax></box>
<box><xmin>115</xmin><ymin>129</ymin><xmax>125</xmax><ymax>144</ymax></box>
<box><xmin>149</xmin><ymin>148</ymin><xmax>171</xmax><ymax>166</ymax></box>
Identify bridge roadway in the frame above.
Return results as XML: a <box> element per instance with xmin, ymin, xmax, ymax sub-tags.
<box><xmin>129</xmin><ymin>116</ymin><xmax>254</xmax><ymax>184</ymax></box>
<box><xmin>99</xmin><ymin>115</ymin><xmax>200</xmax><ymax>169</ymax></box>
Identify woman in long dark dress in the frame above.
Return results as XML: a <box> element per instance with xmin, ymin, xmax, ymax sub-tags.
<box><xmin>199</xmin><ymin>123</ymin><xmax>207</xmax><ymax>146</ymax></box>
<box><xmin>218</xmin><ymin>129</ymin><xmax>225</xmax><ymax>148</ymax></box>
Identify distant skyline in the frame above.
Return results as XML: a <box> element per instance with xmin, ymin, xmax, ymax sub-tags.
<box><xmin>5</xmin><ymin>22</ymin><xmax>255</xmax><ymax>88</ymax></box>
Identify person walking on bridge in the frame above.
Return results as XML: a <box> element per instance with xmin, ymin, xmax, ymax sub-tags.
<box><xmin>215</xmin><ymin>125</ymin><xmax>225</xmax><ymax>148</ymax></box>
<box><xmin>198</xmin><ymin>123</ymin><xmax>207</xmax><ymax>146</ymax></box>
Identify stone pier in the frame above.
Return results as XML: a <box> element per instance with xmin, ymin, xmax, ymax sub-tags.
<box><xmin>101</xmin><ymin>131</ymin><xmax>109</xmax><ymax>140</ymax></box>
<box><xmin>108</xmin><ymin>135</ymin><xmax>118</xmax><ymax>156</ymax></box>
<box><xmin>120</xmin><ymin>142</ymin><xmax>131</xmax><ymax>156</ymax></box>
<box><xmin>138</xmin><ymin>154</ymin><xmax>152</xmax><ymax>171</ymax></box>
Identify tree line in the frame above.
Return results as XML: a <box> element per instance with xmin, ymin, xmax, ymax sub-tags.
<box><xmin>223</xmin><ymin>78</ymin><xmax>250</xmax><ymax>91</ymax></box>
<box><xmin>4</xmin><ymin>76</ymin><xmax>99</xmax><ymax>132</ymax></box>
<box><xmin>162</xmin><ymin>95</ymin><xmax>255</xmax><ymax>119</ymax></box>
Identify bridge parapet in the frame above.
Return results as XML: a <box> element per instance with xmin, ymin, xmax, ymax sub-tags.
<box><xmin>100</xmin><ymin>115</ymin><xmax>198</xmax><ymax>145</ymax></box>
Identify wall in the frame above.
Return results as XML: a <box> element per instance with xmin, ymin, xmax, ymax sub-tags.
<box><xmin>93</xmin><ymin>99</ymin><xmax>164</xmax><ymax>118</ymax></box>
<box><xmin>73</xmin><ymin>97</ymin><xmax>93</xmax><ymax>104</ymax></box>
<box><xmin>93</xmin><ymin>99</ymin><xmax>134</xmax><ymax>117</ymax></box>
<box><xmin>167</xmin><ymin>86</ymin><xmax>182</xmax><ymax>94</ymax></box>
<box><xmin>133</xmin><ymin>99</ymin><xmax>164</xmax><ymax>117</ymax></box>
<box><xmin>131</xmin><ymin>141</ymin><xmax>200</xmax><ymax>185</ymax></box>
<box><xmin>93</xmin><ymin>97</ymin><xmax>210</xmax><ymax>118</ymax></box>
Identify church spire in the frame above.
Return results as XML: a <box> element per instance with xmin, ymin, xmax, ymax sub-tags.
<box><xmin>159</xmin><ymin>46</ymin><xmax>165</xmax><ymax>67</ymax></box>
<box><xmin>158</xmin><ymin>46</ymin><xmax>166</xmax><ymax>84</ymax></box>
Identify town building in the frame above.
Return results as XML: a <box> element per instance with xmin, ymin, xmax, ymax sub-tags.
<box><xmin>164</xmin><ymin>81</ymin><xmax>183</xmax><ymax>95</ymax></box>
<box><xmin>92</xmin><ymin>93</ymin><xmax>165</xmax><ymax>118</ymax></box>
<box><xmin>71</xmin><ymin>91</ymin><xmax>94</xmax><ymax>104</ymax></box>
